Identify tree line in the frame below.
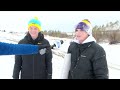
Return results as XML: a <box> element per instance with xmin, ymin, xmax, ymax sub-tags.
<box><xmin>92</xmin><ymin>20</ymin><xmax>120</xmax><ymax>44</ymax></box>
<box><xmin>41</xmin><ymin>30</ymin><xmax>70</xmax><ymax>38</ymax></box>
<box><xmin>42</xmin><ymin>20</ymin><xmax>120</xmax><ymax>44</ymax></box>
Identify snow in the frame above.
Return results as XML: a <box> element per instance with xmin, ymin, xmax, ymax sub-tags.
<box><xmin>0</xmin><ymin>32</ymin><xmax>120</xmax><ymax>79</ymax></box>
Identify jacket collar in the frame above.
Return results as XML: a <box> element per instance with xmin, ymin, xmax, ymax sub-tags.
<box><xmin>24</xmin><ymin>32</ymin><xmax>44</xmax><ymax>44</ymax></box>
<box><xmin>73</xmin><ymin>35</ymin><xmax>96</xmax><ymax>44</ymax></box>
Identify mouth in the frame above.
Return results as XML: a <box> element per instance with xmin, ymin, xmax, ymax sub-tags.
<box><xmin>76</xmin><ymin>36</ymin><xmax>81</xmax><ymax>38</ymax></box>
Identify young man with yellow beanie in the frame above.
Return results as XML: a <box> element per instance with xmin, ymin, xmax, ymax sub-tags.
<box><xmin>13</xmin><ymin>17</ymin><xmax>52</xmax><ymax>79</ymax></box>
<box><xmin>67</xmin><ymin>19</ymin><xmax>109</xmax><ymax>79</ymax></box>
<box><xmin>0</xmin><ymin>17</ymin><xmax>49</xmax><ymax>55</ymax></box>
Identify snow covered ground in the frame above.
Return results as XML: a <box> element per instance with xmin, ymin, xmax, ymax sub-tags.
<box><xmin>0</xmin><ymin>32</ymin><xmax>120</xmax><ymax>79</ymax></box>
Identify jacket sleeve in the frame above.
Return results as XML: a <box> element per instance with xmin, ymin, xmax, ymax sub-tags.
<box><xmin>92</xmin><ymin>46</ymin><xmax>109</xmax><ymax>79</ymax></box>
<box><xmin>0</xmin><ymin>42</ymin><xmax>39</xmax><ymax>55</ymax></box>
<box><xmin>45</xmin><ymin>41</ymin><xmax>52</xmax><ymax>79</ymax></box>
<box><xmin>67</xmin><ymin>46</ymin><xmax>71</xmax><ymax>53</ymax></box>
<box><xmin>67</xmin><ymin>42</ymin><xmax>74</xmax><ymax>53</ymax></box>
<box><xmin>12</xmin><ymin>55</ymin><xmax>22</xmax><ymax>79</ymax></box>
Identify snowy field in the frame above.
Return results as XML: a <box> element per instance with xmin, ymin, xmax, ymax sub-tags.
<box><xmin>0</xmin><ymin>32</ymin><xmax>120</xmax><ymax>79</ymax></box>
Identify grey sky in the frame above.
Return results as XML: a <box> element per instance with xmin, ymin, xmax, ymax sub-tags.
<box><xmin>0</xmin><ymin>11</ymin><xmax>120</xmax><ymax>32</ymax></box>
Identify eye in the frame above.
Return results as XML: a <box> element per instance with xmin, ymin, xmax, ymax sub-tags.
<box><xmin>34</xmin><ymin>28</ymin><xmax>38</xmax><ymax>30</ymax></box>
<box><xmin>75</xmin><ymin>29</ymin><xmax>82</xmax><ymax>32</ymax></box>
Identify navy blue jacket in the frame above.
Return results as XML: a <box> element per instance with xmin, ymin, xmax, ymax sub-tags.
<box><xmin>13</xmin><ymin>32</ymin><xmax>52</xmax><ymax>79</ymax></box>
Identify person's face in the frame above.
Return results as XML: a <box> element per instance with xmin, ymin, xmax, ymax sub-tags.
<box><xmin>28</xmin><ymin>26</ymin><xmax>39</xmax><ymax>39</ymax></box>
<box><xmin>75</xmin><ymin>29</ymin><xmax>89</xmax><ymax>43</ymax></box>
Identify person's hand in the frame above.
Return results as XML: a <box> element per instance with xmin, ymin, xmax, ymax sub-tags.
<box><xmin>38</xmin><ymin>44</ymin><xmax>50</xmax><ymax>55</ymax></box>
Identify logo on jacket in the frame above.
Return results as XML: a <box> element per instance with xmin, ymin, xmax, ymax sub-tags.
<box><xmin>81</xmin><ymin>55</ymin><xmax>86</xmax><ymax>57</ymax></box>
<box><xmin>38</xmin><ymin>42</ymin><xmax>42</xmax><ymax>44</ymax></box>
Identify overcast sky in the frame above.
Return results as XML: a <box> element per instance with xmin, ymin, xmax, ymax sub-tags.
<box><xmin>0</xmin><ymin>11</ymin><xmax>120</xmax><ymax>32</ymax></box>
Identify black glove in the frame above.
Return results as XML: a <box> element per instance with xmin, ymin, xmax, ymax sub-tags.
<box><xmin>38</xmin><ymin>44</ymin><xmax>50</xmax><ymax>50</ymax></box>
<box><xmin>47</xmin><ymin>74</ymin><xmax>52</xmax><ymax>79</ymax></box>
<box><xmin>51</xmin><ymin>44</ymin><xmax>56</xmax><ymax>49</ymax></box>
